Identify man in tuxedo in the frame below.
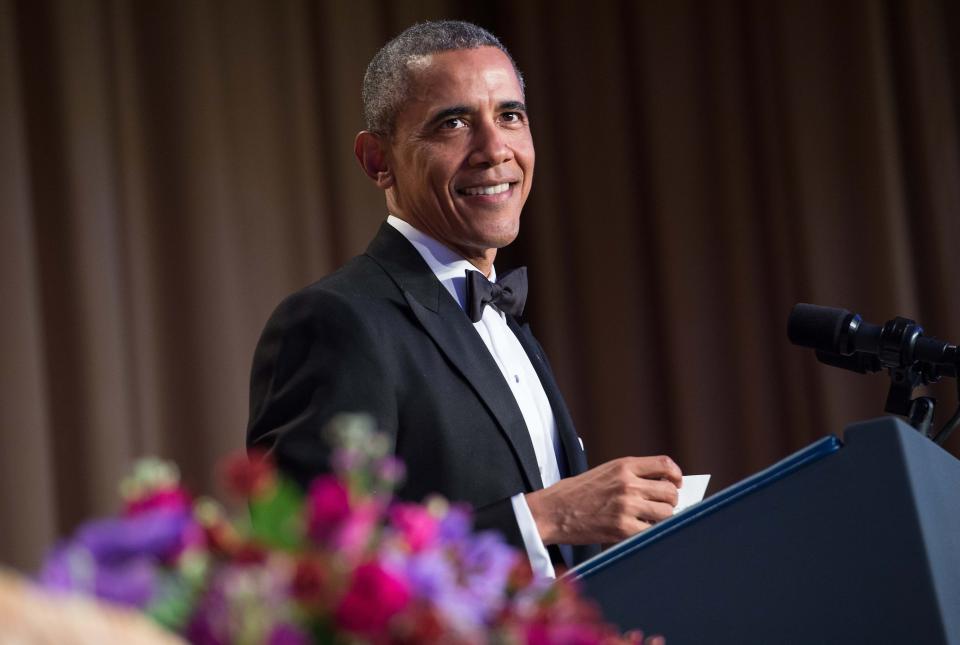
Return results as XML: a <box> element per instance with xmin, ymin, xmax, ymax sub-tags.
<box><xmin>247</xmin><ymin>20</ymin><xmax>682</xmax><ymax>576</ymax></box>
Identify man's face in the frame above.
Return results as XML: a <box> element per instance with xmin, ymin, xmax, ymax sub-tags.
<box><xmin>383</xmin><ymin>46</ymin><xmax>534</xmax><ymax>264</ymax></box>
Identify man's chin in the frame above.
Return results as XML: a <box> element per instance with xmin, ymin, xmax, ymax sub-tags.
<box><xmin>478</xmin><ymin>223</ymin><xmax>521</xmax><ymax>250</ymax></box>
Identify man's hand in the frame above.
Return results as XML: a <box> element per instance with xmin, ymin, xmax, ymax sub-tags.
<box><xmin>525</xmin><ymin>456</ymin><xmax>682</xmax><ymax>545</ymax></box>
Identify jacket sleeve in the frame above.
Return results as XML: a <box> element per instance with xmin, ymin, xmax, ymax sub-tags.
<box><xmin>247</xmin><ymin>288</ymin><xmax>396</xmax><ymax>488</ymax></box>
<box><xmin>473</xmin><ymin>498</ymin><xmax>525</xmax><ymax>549</ymax></box>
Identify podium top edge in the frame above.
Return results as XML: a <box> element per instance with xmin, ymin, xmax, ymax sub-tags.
<box><xmin>570</xmin><ymin>433</ymin><xmax>842</xmax><ymax>580</ymax></box>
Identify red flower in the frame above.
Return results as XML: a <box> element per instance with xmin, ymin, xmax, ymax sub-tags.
<box><xmin>507</xmin><ymin>558</ymin><xmax>534</xmax><ymax>592</ymax></box>
<box><xmin>308</xmin><ymin>475</ymin><xmax>351</xmax><ymax>543</ymax></box>
<box><xmin>223</xmin><ymin>450</ymin><xmax>276</xmax><ymax>499</ymax></box>
<box><xmin>391</xmin><ymin>601</ymin><xmax>446</xmax><ymax>644</ymax></box>
<box><xmin>232</xmin><ymin>542</ymin><xmax>268</xmax><ymax>565</ymax></box>
<box><xmin>334</xmin><ymin>561</ymin><xmax>411</xmax><ymax>636</ymax></box>
<box><xmin>291</xmin><ymin>557</ymin><xmax>327</xmax><ymax>605</ymax></box>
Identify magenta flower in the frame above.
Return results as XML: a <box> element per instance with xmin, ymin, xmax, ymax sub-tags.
<box><xmin>526</xmin><ymin>621</ymin><xmax>607</xmax><ymax>645</ymax></box>
<box><xmin>389</xmin><ymin>503</ymin><xmax>439</xmax><ymax>552</ymax></box>
<box><xmin>124</xmin><ymin>487</ymin><xmax>192</xmax><ymax>516</ymax></box>
<box><xmin>334</xmin><ymin>560</ymin><xmax>411</xmax><ymax>635</ymax></box>
<box><xmin>307</xmin><ymin>475</ymin><xmax>351</xmax><ymax>543</ymax></box>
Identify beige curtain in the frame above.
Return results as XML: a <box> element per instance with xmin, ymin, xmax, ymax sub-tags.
<box><xmin>2</xmin><ymin>0</ymin><xmax>958</xmax><ymax>571</ymax></box>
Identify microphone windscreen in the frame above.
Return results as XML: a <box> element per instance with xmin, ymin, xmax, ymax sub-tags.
<box><xmin>787</xmin><ymin>303</ymin><xmax>852</xmax><ymax>353</ymax></box>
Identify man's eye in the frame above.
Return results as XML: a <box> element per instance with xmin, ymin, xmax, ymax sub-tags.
<box><xmin>501</xmin><ymin>112</ymin><xmax>524</xmax><ymax>124</ymax></box>
<box><xmin>440</xmin><ymin>117</ymin><xmax>466</xmax><ymax>129</ymax></box>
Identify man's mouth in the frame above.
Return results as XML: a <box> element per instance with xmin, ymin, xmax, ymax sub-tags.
<box><xmin>457</xmin><ymin>182</ymin><xmax>515</xmax><ymax>196</ymax></box>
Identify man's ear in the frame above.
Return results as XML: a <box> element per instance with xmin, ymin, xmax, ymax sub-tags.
<box><xmin>354</xmin><ymin>131</ymin><xmax>394</xmax><ymax>189</ymax></box>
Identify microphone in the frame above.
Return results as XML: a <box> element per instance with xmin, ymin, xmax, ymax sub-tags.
<box><xmin>787</xmin><ymin>303</ymin><xmax>960</xmax><ymax>444</ymax></box>
<box><xmin>787</xmin><ymin>303</ymin><xmax>959</xmax><ymax>376</ymax></box>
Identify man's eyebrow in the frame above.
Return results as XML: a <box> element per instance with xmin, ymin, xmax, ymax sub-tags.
<box><xmin>427</xmin><ymin>106</ymin><xmax>471</xmax><ymax>127</ymax></box>
<box><xmin>499</xmin><ymin>100</ymin><xmax>527</xmax><ymax>113</ymax></box>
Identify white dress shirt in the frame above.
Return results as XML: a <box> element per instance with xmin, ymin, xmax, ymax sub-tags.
<box><xmin>387</xmin><ymin>215</ymin><xmax>559</xmax><ymax>577</ymax></box>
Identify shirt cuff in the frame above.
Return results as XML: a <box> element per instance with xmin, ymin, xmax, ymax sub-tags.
<box><xmin>510</xmin><ymin>493</ymin><xmax>556</xmax><ymax>579</ymax></box>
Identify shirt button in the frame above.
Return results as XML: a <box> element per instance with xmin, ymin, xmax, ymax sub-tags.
<box><xmin>514</xmin><ymin>374</ymin><xmax>520</xmax><ymax>383</ymax></box>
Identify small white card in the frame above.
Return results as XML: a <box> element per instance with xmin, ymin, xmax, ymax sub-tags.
<box><xmin>675</xmin><ymin>474</ymin><xmax>711</xmax><ymax>514</ymax></box>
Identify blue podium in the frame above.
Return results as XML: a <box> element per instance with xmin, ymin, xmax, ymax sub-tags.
<box><xmin>572</xmin><ymin>417</ymin><xmax>960</xmax><ymax>644</ymax></box>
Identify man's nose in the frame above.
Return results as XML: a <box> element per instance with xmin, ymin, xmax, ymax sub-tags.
<box><xmin>468</xmin><ymin>120</ymin><xmax>511</xmax><ymax>167</ymax></box>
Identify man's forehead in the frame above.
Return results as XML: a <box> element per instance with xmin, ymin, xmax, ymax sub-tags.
<box><xmin>403</xmin><ymin>47</ymin><xmax>523</xmax><ymax>101</ymax></box>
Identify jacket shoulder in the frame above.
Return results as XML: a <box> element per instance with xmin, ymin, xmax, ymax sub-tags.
<box><xmin>270</xmin><ymin>255</ymin><xmax>401</xmax><ymax>319</ymax></box>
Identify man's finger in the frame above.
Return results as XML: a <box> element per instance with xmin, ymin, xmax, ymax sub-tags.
<box><xmin>632</xmin><ymin>499</ymin><xmax>676</xmax><ymax>524</ymax></box>
<box><xmin>632</xmin><ymin>478</ymin><xmax>680</xmax><ymax>506</ymax></box>
<box><xmin>625</xmin><ymin>455</ymin><xmax>683</xmax><ymax>486</ymax></box>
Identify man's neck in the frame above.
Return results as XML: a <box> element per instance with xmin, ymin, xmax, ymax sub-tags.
<box><xmin>387</xmin><ymin>213</ymin><xmax>495</xmax><ymax>277</ymax></box>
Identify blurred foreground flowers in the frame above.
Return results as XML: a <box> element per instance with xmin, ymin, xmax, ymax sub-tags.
<box><xmin>37</xmin><ymin>415</ymin><xmax>657</xmax><ymax>644</ymax></box>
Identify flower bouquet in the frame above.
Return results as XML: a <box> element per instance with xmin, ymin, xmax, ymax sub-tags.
<box><xmin>38</xmin><ymin>415</ymin><xmax>659</xmax><ymax>644</ymax></box>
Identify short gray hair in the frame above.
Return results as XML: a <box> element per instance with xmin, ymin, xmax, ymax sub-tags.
<box><xmin>362</xmin><ymin>20</ymin><xmax>524</xmax><ymax>135</ymax></box>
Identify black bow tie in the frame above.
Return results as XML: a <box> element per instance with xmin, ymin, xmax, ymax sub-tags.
<box><xmin>465</xmin><ymin>267</ymin><xmax>528</xmax><ymax>323</ymax></box>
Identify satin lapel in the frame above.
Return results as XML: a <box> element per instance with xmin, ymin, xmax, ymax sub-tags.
<box><xmin>365</xmin><ymin>224</ymin><xmax>544</xmax><ymax>491</ymax></box>
<box><xmin>508</xmin><ymin>318</ymin><xmax>588</xmax><ymax>476</ymax></box>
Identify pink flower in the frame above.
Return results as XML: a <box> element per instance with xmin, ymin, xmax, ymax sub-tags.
<box><xmin>307</xmin><ymin>475</ymin><xmax>351</xmax><ymax>543</ymax></box>
<box><xmin>335</xmin><ymin>561</ymin><xmax>411</xmax><ymax>636</ymax></box>
<box><xmin>334</xmin><ymin>501</ymin><xmax>382</xmax><ymax>560</ymax></box>
<box><xmin>390</xmin><ymin>503</ymin><xmax>439</xmax><ymax>552</ymax></box>
<box><xmin>376</xmin><ymin>455</ymin><xmax>406</xmax><ymax>487</ymax></box>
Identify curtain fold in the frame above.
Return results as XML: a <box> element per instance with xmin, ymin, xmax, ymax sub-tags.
<box><xmin>2</xmin><ymin>0</ymin><xmax>958</xmax><ymax>570</ymax></box>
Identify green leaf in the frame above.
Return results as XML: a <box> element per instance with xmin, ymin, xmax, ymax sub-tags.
<box><xmin>146</xmin><ymin>569</ymin><xmax>205</xmax><ymax>632</ymax></box>
<box><xmin>249</xmin><ymin>478</ymin><xmax>306</xmax><ymax>550</ymax></box>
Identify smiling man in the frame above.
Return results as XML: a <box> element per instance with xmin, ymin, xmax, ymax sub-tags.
<box><xmin>247</xmin><ymin>21</ymin><xmax>682</xmax><ymax>577</ymax></box>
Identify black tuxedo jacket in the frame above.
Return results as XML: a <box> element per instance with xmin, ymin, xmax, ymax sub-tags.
<box><xmin>247</xmin><ymin>223</ymin><xmax>599</xmax><ymax>565</ymax></box>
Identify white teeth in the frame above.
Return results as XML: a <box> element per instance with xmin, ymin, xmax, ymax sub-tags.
<box><xmin>460</xmin><ymin>183</ymin><xmax>510</xmax><ymax>196</ymax></box>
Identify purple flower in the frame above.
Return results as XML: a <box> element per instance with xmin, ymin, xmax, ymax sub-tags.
<box><xmin>39</xmin><ymin>543</ymin><xmax>158</xmax><ymax>607</ymax></box>
<box><xmin>75</xmin><ymin>508</ymin><xmax>194</xmax><ymax>562</ymax></box>
<box><xmin>186</xmin><ymin>559</ymin><xmax>296</xmax><ymax>644</ymax></box>
<box><xmin>437</xmin><ymin>504</ymin><xmax>473</xmax><ymax>542</ymax></box>
<box><xmin>267</xmin><ymin>623</ymin><xmax>311</xmax><ymax>645</ymax></box>
<box><xmin>400</xmin><ymin>529</ymin><xmax>518</xmax><ymax>634</ymax></box>
<box><xmin>38</xmin><ymin>508</ymin><xmax>193</xmax><ymax>608</ymax></box>
<box><xmin>91</xmin><ymin>556</ymin><xmax>158</xmax><ymax>606</ymax></box>
<box><xmin>405</xmin><ymin>548</ymin><xmax>456</xmax><ymax>601</ymax></box>
<box><xmin>457</xmin><ymin>531</ymin><xmax>519</xmax><ymax>608</ymax></box>
<box><xmin>376</xmin><ymin>455</ymin><xmax>406</xmax><ymax>486</ymax></box>
<box><xmin>330</xmin><ymin>448</ymin><xmax>362</xmax><ymax>474</ymax></box>
<box><xmin>405</xmin><ymin>548</ymin><xmax>486</xmax><ymax>631</ymax></box>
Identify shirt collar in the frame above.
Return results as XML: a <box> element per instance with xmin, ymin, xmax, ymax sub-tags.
<box><xmin>386</xmin><ymin>215</ymin><xmax>497</xmax><ymax>310</ymax></box>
